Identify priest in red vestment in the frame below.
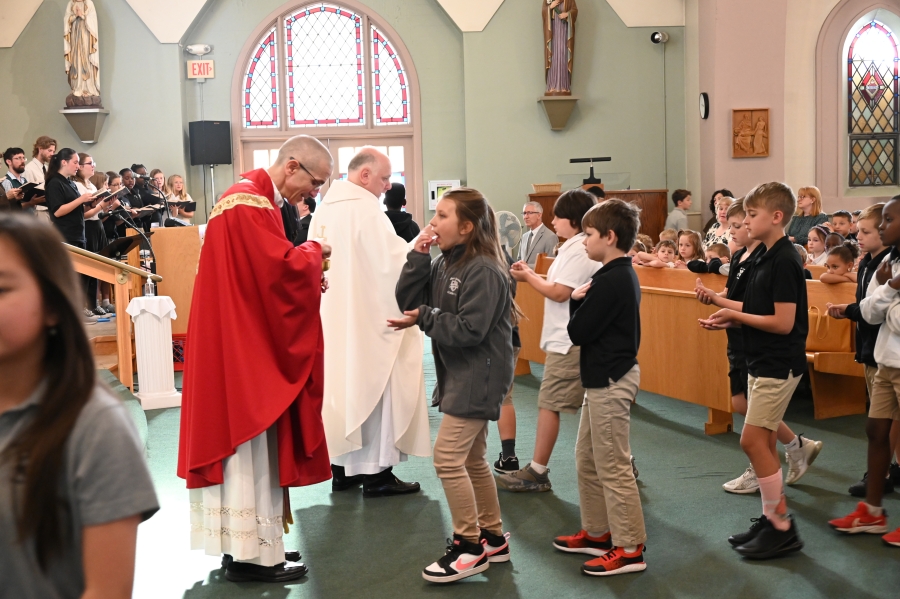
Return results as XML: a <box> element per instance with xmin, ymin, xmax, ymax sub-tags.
<box><xmin>177</xmin><ymin>135</ymin><xmax>334</xmax><ymax>583</ymax></box>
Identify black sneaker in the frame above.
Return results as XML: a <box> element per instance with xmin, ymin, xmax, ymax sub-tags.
<box><xmin>891</xmin><ymin>463</ymin><xmax>900</xmax><ymax>485</ymax></box>
<box><xmin>733</xmin><ymin>515</ymin><xmax>803</xmax><ymax>559</ymax></box>
<box><xmin>422</xmin><ymin>535</ymin><xmax>489</xmax><ymax>583</ymax></box>
<box><xmin>849</xmin><ymin>472</ymin><xmax>894</xmax><ymax>498</ymax></box>
<box><xmin>728</xmin><ymin>516</ymin><xmax>768</xmax><ymax>546</ymax></box>
<box><xmin>493</xmin><ymin>453</ymin><xmax>519</xmax><ymax>474</ymax></box>
<box><xmin>479</xmin><ymin>529</ymin><xmax>511</xmax><ymax>562</ymax></box>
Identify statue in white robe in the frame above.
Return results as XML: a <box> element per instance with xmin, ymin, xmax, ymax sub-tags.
<box><xmin>64</xmin><ymin>0</ymin><xmax>102</xmax><ymax>107</ymax></box>
<box><xmin>310</xmin><ymin>148</ymin><xmax>430</xmax><ymax>496</ymax></box>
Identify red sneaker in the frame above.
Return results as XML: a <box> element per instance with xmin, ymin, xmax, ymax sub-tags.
<box><xmin>553</xmin><ymin>530</ymin><xmax>612</xmax><ymax>556</ymax></box>
<box><xmin>828</xmin><ymin>502</ymin><xmax>888</xmax><ymax>534</ymax></box>
<box><xmin>582</xmin><ymin>545</ymin><xmax>647</xmax><ymax>577</ymax></box>
<box><xmin>882</xmin><ymin>527</ymin><xmax>900</xmax><ymax>547</ymax></box>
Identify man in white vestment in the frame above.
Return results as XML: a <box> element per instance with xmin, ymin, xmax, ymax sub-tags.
<box><xmin>311</xmin><ymin>147</ymin><xmax>431</xmax><ymax>497</ymax></box>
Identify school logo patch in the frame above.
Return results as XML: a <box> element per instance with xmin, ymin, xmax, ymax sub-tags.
<box><xmin>448</xmin><ymin>277</ymin><xmax>461</xmax><ymax>295</ymax></box>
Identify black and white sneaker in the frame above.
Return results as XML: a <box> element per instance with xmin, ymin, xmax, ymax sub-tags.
<box><xmin>422</xmin><ymin>535</ymin><xmax>489</xmax><ymax>583</ymax></box>
<box><xmin>493</xmin><ymin>453</ymin><xmax>519</xmax><ymax>474</ymax></box>
<box><xmin>479</xmin><ymin>529</ymin><xmax>511</xmax><ymax>563</ymax></box>
<box><xmin>92</xmin><ymin>306</ymin><xmax>108</xmax><ymax>316</ymax></box>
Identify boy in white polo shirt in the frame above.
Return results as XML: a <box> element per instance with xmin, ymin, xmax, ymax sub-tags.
<box><xmin>496</xmin><ymin>189</ymin><xmax>600</xmax><ymax>492</ymax></box>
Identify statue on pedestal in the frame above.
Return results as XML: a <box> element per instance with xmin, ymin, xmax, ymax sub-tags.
<box><xmin>64</xmin><ymin>0</ymin><xmax>102</xmax><ymax>108</ymax></box>
<box><xmin>543</xmin><ymin>0</ymin><xmax>577</xmax><ymax>96</ymax></box>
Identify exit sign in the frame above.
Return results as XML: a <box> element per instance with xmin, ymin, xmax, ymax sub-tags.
<box><xmin>187</xmin><ymin>60</ymin><xmax>215</xmax><ymax>79</ymax></box>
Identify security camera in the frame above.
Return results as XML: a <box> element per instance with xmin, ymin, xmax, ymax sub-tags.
<box><xmin>650</xmin><ymin>32</ymin><xmax>669</xmax><ymax>44</ymax></box>
<box><xmin>185</xmin><ymin>44</ymin><xmax>212</xmax><ymax>57</ymax></box>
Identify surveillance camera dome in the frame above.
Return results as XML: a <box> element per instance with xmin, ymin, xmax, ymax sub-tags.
<box><xmin>650</xmin><ymin>32</ymin><xmax>669</xmax><ymax>44</ymax></box>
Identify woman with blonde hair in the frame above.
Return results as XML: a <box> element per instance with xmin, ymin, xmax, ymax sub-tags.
<box><xmin>166</xmin><ymin>174</ymin><xmax>195</xmax><ymax>221</ymax></box>
<box><xmin>703</xmin><ymin>195</ymin><xmax>734</xmax><ymax>249</ymax></box>
<box><xmin>786</xmin><ymin>186</ymin><xmax>829</xmax><ymax>245</ymax></box>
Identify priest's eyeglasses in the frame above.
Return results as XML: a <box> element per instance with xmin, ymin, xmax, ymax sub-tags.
<box><xmin>291</xmin><ymin>157</ymin><xmax>326</xmax><ymax>188</ymax></box>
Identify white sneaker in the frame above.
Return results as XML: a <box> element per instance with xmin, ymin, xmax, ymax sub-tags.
<box><xmin>422</xmin><ymin>535</ymin><xmax>489</xmax><ymax>583</ymax></box>
<box><xmin>785</xmin><ymin>434</ymin><xmax>823</xmax><ymax>485</ymax></box>
<box><xmin>723</xmin><ymin>466</ymin><xmax>759</xmax><ymax>494</ymax></box>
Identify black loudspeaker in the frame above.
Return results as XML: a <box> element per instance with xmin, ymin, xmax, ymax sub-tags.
<box><xmin>189</xmin><ymin>121</ymin><xmax>233</xmax><ymax>166</ymax></box>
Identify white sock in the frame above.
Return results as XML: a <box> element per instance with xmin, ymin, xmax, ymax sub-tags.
<box><xmin>622</xmin><ymin>545</ymin><xmax>638</xmax><ymax>553</ymax></box>
<box><xmin>866</xmin><ymin>502</ymin><xmax>884</xmax><ymax>517</ymax></box>
<box><xmin>784</xmin><ymin>435</ymin><xmax>801</xmax><ymax>452</ymax></box>
<box><xmin>101</xmin><ymin>299</ymin><xmax>110</xmax><ymax>307</ymax></box>
<box><xmin>530</xmin><ymin>461</ymin><xmax>548</xmax><ymax>475</ymax></box>
<box><xmin>586</xmin><ymin>530</ymin><xmax>608</xmax><ymax>539</ymax></box>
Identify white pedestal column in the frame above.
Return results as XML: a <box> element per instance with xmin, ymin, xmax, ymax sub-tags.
<box><xmin>126</xmin><ymin>296</ymin><xmax>182</xmax><ymax>410</ymax></box>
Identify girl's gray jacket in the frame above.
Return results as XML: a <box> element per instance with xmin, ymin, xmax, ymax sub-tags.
<box><xmin>396</xmin><ymin>245</ymin><xmax>514</xmax><ymax>421</ymax></box>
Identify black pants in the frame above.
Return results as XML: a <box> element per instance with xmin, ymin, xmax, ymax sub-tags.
<box><xmin>68</xmin><ymin>238</ymin><xmax>96</xmax><ymax>309</ymax></box>
<box><xmin>84</xmin><ymin>220</ymin><xmax>108</xmax><ymax>309</ymax></box>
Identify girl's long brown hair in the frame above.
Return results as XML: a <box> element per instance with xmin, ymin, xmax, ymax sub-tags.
<box><xmin>440</xmin><ymin>187</ymin><xmax>522</xmax><ymax>323</ymax></box>
<box><xmin>0</xmin><ymin>214</ymin><xmax>95</xmax><ymax>570</ymax></box>
<box><xmin>677</xmin><ymin>229</ymin><xmax>704</xmax><ymax>261</ymax></box>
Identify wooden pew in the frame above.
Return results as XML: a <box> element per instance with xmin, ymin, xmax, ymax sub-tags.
<box><xmin>807</xmin><ymin>264</ymin><xmax>827</xmax><ymax>279</ymax></box>
<box><xmin>806</xmin><ymin>281</ymin><xmax>866</xmax><ymax>418</ymax></box>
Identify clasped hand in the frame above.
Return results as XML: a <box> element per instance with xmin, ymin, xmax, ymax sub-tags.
<box><xmin>698</xmin><ymin>308</ymin><xmax>737</xmax><ymax>330</ymax></box>
<box><xmin>694</xmin><ymin>278</ymin><xmax>718</xmax><ymax>306</ymax></box>
<box><xmin>875</xmin><ymin>260</ymin><xmax>900</xmax><ymax>289</ymax></box>
<box><xmin>509</xmin><ymin>261</ymin><xmax>533</xmax><ymax>282</ymax></box>
<box><xmin>571</xmin><ymin>281</ymin><xmax>591</xmax><ymax>300</ymax></box>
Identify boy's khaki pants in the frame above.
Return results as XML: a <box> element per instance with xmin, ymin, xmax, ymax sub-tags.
<box><xmin>433</xmin><ymin>414</ymin><xmax>503</xmax><ymax>543</ymax></box>
<box><xmin>576</xmin><ymin>365</ymin><xmax>647</xmax><ymax>547</ymax></box>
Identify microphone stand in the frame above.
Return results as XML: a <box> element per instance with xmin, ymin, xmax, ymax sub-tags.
<box><xmin>147</xmin><ymin>179</ymin><xmax>185</xmax><ymax>228</ymax></box>
<box><xmin>110</xmin><ymin>206</ymin><xmax>157</xmax><ymax>265</ymax></box>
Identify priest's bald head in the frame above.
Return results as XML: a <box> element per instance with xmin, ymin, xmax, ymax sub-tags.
<box><xmin>268</xmin><ymin>135</ymin><xmax>333</xmax><ymax>205</ymax></box>
<box><xmin>347</xmin><ymin>147</ymin><xmax>393</xmax><ymax>199</ymax></box>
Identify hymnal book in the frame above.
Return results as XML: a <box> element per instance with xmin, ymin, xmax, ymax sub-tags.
<box><xmin>20</xmin><ymin>182</ymin><xmax>45</xmax><ymax>202</ymax></box>
<box><xmin>171</xmin><ymin>201</ymin><xmax>197</xmax><ymax>212</ymax></box>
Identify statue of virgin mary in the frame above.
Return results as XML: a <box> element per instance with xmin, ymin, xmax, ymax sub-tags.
<box><xmin>64</xmin><ymin>0</ymin><xmax>102</xmax><ymax>107</ymax></box>
<box><xmin>543</xmin><ymin>0</ymin><xmax>578</xmax><ymax>96</ymax></box>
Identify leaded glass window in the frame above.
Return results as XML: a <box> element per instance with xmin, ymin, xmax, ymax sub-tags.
<box><xmin>244</xmin><ymin>26</ymin><xmax>279</xmax><ymax>128</ymax></box>
<box><xmin>848</xmin><ymin>20</ymin><xmax>898</xmax><ymax>186</ymax></box>
<box><xmin>240</xmin><ymin>2</ymin><xmax>413</xmax><ymax>132</ymax></box>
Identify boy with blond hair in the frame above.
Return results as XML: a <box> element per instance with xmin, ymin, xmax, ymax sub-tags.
<box><xmin>699</xmin><ymin>183</ymin><xmax>808</xmax><ymax>558</ymax></box>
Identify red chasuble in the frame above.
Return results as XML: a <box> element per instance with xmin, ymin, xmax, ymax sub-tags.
<box><xmin>177</xmin><ymin>169</ymin><xmax>331</xmax><ymax>489</ymax></box>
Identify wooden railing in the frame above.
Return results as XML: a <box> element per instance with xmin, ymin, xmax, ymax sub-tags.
<box><xmin>65</xmin><ymin>243</ymin><xmax>162</xmax><ymax>391</ymax></box>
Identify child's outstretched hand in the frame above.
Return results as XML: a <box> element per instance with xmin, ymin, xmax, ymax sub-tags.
<box><xmin>413</xmin><ymin>227</ymin><xmax>435</xmax><ymax>254</ymax></box>
<box><xmin>571</xmin><ymin>281</ymin><xmax>591</xmax><ymax>301</ymax></box>
<box><xmin>826</xmin><ymin>302</ymin><xmax>848</xmax><ymax>319</ymax></box>
<box><xmin>698</xmin><ymin>308</ymin><xmax>737</xmax><ymax>330</ymax></box>
<box><xmin>388</xmin><ymin>309</ymin><xmax>420</xmax><ymax>331</ymax></box>
<box><xmin>695</xmin><ymin>278</ymin><xmax>717</xmax><ymax>306</ymax></box>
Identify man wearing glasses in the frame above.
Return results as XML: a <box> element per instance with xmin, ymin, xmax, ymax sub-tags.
<box><xmin>178</xmin><ymin>135</ymin><xmax>334</xmax><ymax>583</ymax></box>
<box><xmin>518</xmin><ymin>201</ymin><xmax>559</xmax><ymax>267</ymax></box>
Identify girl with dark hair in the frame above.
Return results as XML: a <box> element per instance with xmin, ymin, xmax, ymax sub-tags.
<box><xmin>393</xmin><ymin>187</ymin><xmax>515</xmax><ymax>583</ymax></box>
<box><xmin>496</xmin><ymin>188</ymin><xmax>600</xmax><ymax>493</ymax></box>
<box><xmin>0</xmin><ymin>213</ymin><xmax>158</xmax><ymax>598</ymax></box>
<box><xmin>74</xmin><ymin>153</ymin><xmax>109</xmax><ymax>315</ymax></box>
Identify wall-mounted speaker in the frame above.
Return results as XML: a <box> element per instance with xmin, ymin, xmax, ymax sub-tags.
<box><xmin>189</xmin><ymin>121</ymin><xmax>232</xmax><ymax>166</ymax></box>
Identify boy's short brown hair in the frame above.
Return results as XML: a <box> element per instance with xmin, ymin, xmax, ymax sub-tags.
<box><xmin>581</xmin><ymin>198</ymin><xmax>641</xmax><ymax>252</ymax></box>
<box><xmin>672</xmin><ymin>189</ymin><xmax>692</xmax><ymax>207</ymax></box>
<box><xmin>744</xmin><ymin>182</ymin><xmax>797</xmax><ymax>224</ymax></box>
<box><xmin>857</xmin><ymin>203</ymin><xmax>885</xmax><ymax>224</ymax></box>
<box><xmin>636</xmin><ymin>233</ymin><xmax>653</xmax><ymax>249</ymax></box>
<box><xmin>831</xmin><ymin>209</ymin><xmax>852</xmax><ymax>223</ymax></box>
<box><xmin>706</xmin><ymin>243</ymin><xmax>731</xmax><ymax>260</ymax></box>
<box><xmin>659</xmin><ymin>228</ymin><xmax>678</xmax><ymax>242</ymax></box>
<box><xmin>655</xmin><ymin>239</ymin><xmax>677</xmax><ymax>253</ymax></box>
<box><xmin>726</xmin><ymin>198</ymin><xmax>745</xmax><ymax>220</ymax></box>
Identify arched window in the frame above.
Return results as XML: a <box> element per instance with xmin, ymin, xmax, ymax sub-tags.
<box><xmin>848</xmin><ymin>20</ymin><xmax>899</xmax><ymax>187</ymax></box>
<box><xmin>233</xmin><ymin>1</ymin><xmax>421</xmax><ymax>218</ymax></box>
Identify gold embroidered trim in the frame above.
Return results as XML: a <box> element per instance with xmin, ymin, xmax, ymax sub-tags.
<box><xmin>190</xmin><ymin>524</ymin><xmax>283</xmax><ymax>546</ymax></box>
<box><xmin>208</xmin><ymin>193</ymin><xmax>274</xmax><ymax>222</ymax></box>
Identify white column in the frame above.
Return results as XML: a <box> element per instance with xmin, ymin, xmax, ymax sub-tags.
<box><xmin>127</xmin><ymin>296</ymin><xmax>182</xmax><ymax>410</ymax></box>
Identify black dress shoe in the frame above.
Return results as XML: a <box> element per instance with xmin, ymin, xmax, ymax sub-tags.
<box><xmin>728</xmin><ymin>516</ymin><xmax>768</xmax><ymax>547</ymax></box>
<box><xmin>331</xmin><ymin>464</ymin><xmax>365</xmax><ymax>492</ymax></box>
<box><xmin>223</xmin><ymin>552</ymin><xmax>301</xmax><ymax>568</ymax></box>
<box><xmin>363</xmin><ymin>467</ymin><xmax>421</xmax><ymax>498</ymax></box>
<box><xmin>734</xmin><ymin>516</ymin><xmax>803</xmax><ymax>559</ymax></box>
<box><xmin>225</xmin><ymin>560</ymin><xmax>309</xmax><ymax>582</ymax></box>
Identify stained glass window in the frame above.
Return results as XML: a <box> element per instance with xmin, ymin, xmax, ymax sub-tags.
<box><xmin>241</xmin><ymin>3</ymin><xmax>413</xmax><ymax>132</ymax></box>
<box><xmin>848</xmin><ymin>20</ymin><xmax>899</xmax><ymax>186</ymax></box>
<box><xmin>244</xmin><ymin>26</ymin><xmax>279</xmax><ymax>128</ymax></box>
<box><xmin>372</xmin><ymin>26</ymin><xmax>409</xmax><ymax>125</ymax></box>
<box><xmin>285</xmin><ymin>4</ymin><xmax>364</xmax><ymax>127</ymax></box>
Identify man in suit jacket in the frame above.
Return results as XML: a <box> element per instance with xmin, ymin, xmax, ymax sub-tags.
<box><xmin>297</xmin><ymin>196</ymin><xmax>315</xmax><ymax>244</ymax></box>
<box><xmin>518</xmin><ymin>201</ymin><xmax>559</xmax><ymax>267</ymax></box>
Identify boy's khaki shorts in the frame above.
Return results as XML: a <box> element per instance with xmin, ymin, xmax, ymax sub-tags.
<box><xmin>869</xmin><ymin>366</ymin><xmax>900</xmax><ymax>421</ymax></box>
<box><xmin>537</xmin><ymin>347</ymin><xmax>584</xmax><ymax>414</ymax></box>
<box><xmin>744</xmin><ymin>373</ymin><xmax>803</xmax><ymax>431</ymax></box>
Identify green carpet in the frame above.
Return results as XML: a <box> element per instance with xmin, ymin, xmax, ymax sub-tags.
<box><xmin>97</xmin><ymin>368</ymin><xmax>148</xmax><ymax>453</ymax></box>
<box><xmin>130</xmin><ymin>356</ymin><xmax>900</xmax><ymax>598</ymax></box>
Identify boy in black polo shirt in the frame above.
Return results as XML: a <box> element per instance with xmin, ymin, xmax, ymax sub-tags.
<box><xmin>700</xmin><ymin>182</ymin><xmax>808</xmax><ymax>559</ymax></box>
<box><xmin>552</xmin><ymin>199</ymin><xmax>647</xmax><ymax>577</ymax></box>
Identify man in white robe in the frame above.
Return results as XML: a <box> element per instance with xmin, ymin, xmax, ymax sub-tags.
<box><xmin>311</xmin><ymin>147</ymin><xmax>431</xmax><ymax>497</ymax></box>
